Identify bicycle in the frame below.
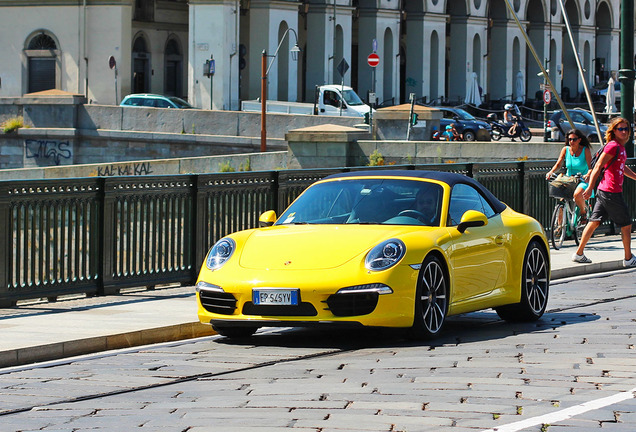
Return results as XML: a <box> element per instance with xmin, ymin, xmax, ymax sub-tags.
<box><xmin>548</xmin><ymin>174</ymin><xmax>592</xmax><ymax>250</ymax></box>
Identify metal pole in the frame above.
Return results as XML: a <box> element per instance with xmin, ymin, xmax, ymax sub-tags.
<box><xmin>543</xmin><ymin>59</ymin><xmax>550</xmax><ymax>141</ymax></box>
<box><xmin>502</xmin><ymin>0</ymin><xmax>574</xmax><ymax>129</ymax></box>
<box><xmin>114</xmin><ymin>66</ymin><xmax>118</xmax><ymax>105</ymax></box>
<box><xmin>556</xmin><ymin>0</ymin><xmax>604</xmax><ymax>144</ymax></box>
<box><xmin>260</xmin><ymin>50</ymin><xmax>267</xmax><ymax>152</ymax></box>
<box><xmin>619</xmin><ymin>0</ymin><xmax>634</xmax><ymax>157</ymax></box>
<box><xmin>407</xmin><ymin>93</ymin><xmax>415</xmax><ymax>141</ymax></box>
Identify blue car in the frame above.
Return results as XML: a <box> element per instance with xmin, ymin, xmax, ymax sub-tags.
<box><xmin>431</xmin><ymin>107</ymin><xmax>491</xmax><ymax>141</ymax></box>
<box><xmin>120</xmin><ymin>94</ymin><xmax>192</xmax><ymax>109</ymax></box>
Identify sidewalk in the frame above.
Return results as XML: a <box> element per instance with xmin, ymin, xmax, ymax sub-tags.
<box><xmin>0</xmin><ymin>234</ymin><xmax>634</xmax><ymax>369</ymax></box>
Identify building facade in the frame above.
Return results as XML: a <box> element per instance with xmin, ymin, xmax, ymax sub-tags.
<box><xmin>0</xmin><ymin>0</ymin><xmax>627</xmax><ymax>111</ymax></box>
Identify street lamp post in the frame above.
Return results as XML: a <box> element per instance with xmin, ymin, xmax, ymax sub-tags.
<box><xmin>261</xmin><ymin>28</ymin><xmax>301</xmax><ymax>152</ymax></box>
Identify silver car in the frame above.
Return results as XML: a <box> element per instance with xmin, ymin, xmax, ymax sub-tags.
<box><xmin>547</xmin><ymin>109</ymin><xmax>607</xmax><ymax>142</ymax></box>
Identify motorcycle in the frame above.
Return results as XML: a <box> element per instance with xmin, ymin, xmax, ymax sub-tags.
<box><xmin>486</xmin><ymin>112</ymin><xmax>532</xmax><ymax>142</ymax></box>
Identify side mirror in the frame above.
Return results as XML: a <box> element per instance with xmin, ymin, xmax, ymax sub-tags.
<box><xmin>457</xmin><ymin>210</ymin><xmax>487</xmax><ymax>233</ymax></box>
<box><xmin>259</xmin><ymin>210</ymin><xmax>277</xmax><ymax>227</ymax></box>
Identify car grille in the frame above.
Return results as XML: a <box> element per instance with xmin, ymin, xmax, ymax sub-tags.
<box><xmin>242</xmin><ymin>302</ymin><xmax>318</xmax><ymax>317</ymax></box>
<box><xmin>199</xmin><ymin>290</ymin><xmax>237</xmax><ymax>315</ymax></box>
<box><xmin>325</xmin><ymin>292</ymin><xmax>379</xmax><ymax>317</ymax></box>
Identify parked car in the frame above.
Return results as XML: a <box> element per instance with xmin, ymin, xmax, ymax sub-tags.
<box><xmin>120</xmin><ymin>94</ymin><xmax>193</xmax><ymax>109</ymax></box>
<box><xmin>547</xmin><ymin>109</ymin><xmax>607</xmax><ymax>142</ymax></box>
<box><xmin>430</xmin><ymin>106</ymin><xmax>491</xmax><ymax>141</ymax></box>
<box><xmin>196</xmin><ymin>170</ymin><xmax>550</xmax><ymax>340</ymax></box>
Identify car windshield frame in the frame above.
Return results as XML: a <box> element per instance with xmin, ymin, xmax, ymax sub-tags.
<box><xmin>452</xmin><ymin>108</ymin><xmax>476</xmax><ymax>120</ymax></box>
<box><xmin>341</xmin><ymin>89</ymin><xmax>365</xmax><ymax>106</ymax></box>
<box><xmin>275</xmin><ymin>178</ymin><xmax>444</xmax><ymax>227</ymax></box>
<box><xmin>168</xmin><ymin>96</ymin><xmax>192</xmax><ymax>108</ymax></box>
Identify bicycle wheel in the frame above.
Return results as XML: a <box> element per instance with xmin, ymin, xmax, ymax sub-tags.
<box><xmin>574</xmin><ymin>201</ymin><xmax>592</xmax><ymax>245</ymax></box>
<box><xmin>550</xmin><ymin>203</ymin><xmax>566</xmax><ymax>250</ymax></box>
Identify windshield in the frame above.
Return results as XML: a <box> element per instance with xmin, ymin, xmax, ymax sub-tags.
<box><xmin>276</xmin><ymin>179</ymin><xmax>444</xmax><ymax>226</ymax></box>
<box><xmin>168</xmin><ymin>96</ymin><xmax>192</xmax><ymax>108</ymax></box>
<box><xmin>453</xmin><ymin>108</ymin><xmax>476</xmax><ymax>120</ymax></box>
<box><xmin>341</xmin><ymin>89</ymin><xmax>365</xmax><ymax>106</ymax></box>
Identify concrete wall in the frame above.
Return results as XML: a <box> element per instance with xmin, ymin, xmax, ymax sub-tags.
<box><xmin>0</xmin><ymin>127</ymin><xmax>284</xmax><ymax>170</ymax></box>
<box><xmin>0</xmin><ymin>151</ymin><xmax>288</xmax><ymax>181</ymax></box>
<box><xmin>0</xmin><ymin>96</ymin><xmax>365</xmax><ymax>169</ymax></box>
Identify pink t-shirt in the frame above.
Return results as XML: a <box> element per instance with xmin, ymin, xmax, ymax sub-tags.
<box><xmin>598</xmin><ymin>140</ymin><xmax>626</xmax><ymax>193</ymax></box>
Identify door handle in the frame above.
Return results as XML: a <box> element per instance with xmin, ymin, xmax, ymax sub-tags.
<box><xmin>495</xmin><ymin>235</ymin><xmax>505</xmax><ymax>246</ymax></box>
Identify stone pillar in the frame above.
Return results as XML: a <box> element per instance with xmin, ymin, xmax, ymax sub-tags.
<box><xmin>372</xmin><ymin>105</ymin><xmax>441</xmax><ymax>141</ymax></box>
<box><xmin>305</xmin><ymin>2</ymin><xmax>353</xmax><ymax>100</ymax></box>
<box><xmin>188</xmin><ymin>0</ymin><xmax>240</xmax><ymax>110</ymax></box>
<box><xmin>285</xmin><ymin>124</ymin><xmax>370</xmax><ymax>169</ymax></box>
<box><xmin>247</xmin><ymin>0</ymin><xmax>299</xmax><ymax>102</ymax></box>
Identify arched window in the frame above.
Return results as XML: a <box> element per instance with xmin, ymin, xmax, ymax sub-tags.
<box><xmin>25</xmin><ymin>32</ymin><xmax>59</xmax><ymax>93</ymax></box>
<box><xmin>164</xmin><ymin>38</ymin><xmax>182</xmax><ymax>97</ymax></box>
<box><xmin>132</xmin><ymin>35</ymin><xmax>150</xmax><ymax>93</ymax></box>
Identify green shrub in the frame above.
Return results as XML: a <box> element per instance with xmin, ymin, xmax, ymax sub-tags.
<box><xmin>2</xmin><ymin>116</ymin><xmax>25</xmax><ymax>134</ymax></box>
<box><xmin>239</xmin><ymin>158</ymin><xmax>251</xmax><ymax>172</ymax></box>
<box><xmin>219</xmin><ymin>161</ymin><xmax>235</xmax><ymax>172</ymax></box>
<box><xmin>368</xmin><ymin>149</ymin><xmax>385</xmax><ymax>166</ymax></box>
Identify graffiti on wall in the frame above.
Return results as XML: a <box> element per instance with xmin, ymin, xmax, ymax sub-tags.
<box><xmin>25</xmin><ymin>139</ymin><xmax>72</xmax><ymax>166</ymax></box>
<box><xmin>97</xmin><ymin>162</ymin><xmax>154</xmax><ymax>176</ymax></box>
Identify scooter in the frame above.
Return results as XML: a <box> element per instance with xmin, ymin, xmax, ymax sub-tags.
<box><xmin>486</xmin><ymin>113</ymin><xmax>532</xmax><ymax>142</ymax></box>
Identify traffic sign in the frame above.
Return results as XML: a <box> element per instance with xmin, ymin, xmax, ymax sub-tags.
<box><xmin>367</xmin><ymin>53</ymin><xmax>380</xmax><ymax>68</ymax></box>
<box><xmin>543</xmin><ymin>89</ymin><xmax>552</xmax><ymax>104</ymax></box>
<box><xmin>337</xmin><ymin>58</ymin><xmax>349</xmax><ymax>78</ymax></box>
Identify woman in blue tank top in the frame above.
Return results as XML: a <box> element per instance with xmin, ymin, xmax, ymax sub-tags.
<box><xmin>545</xmin><ymin>129</ymin><xmax>592</xmax><ymax>223</ymax></box>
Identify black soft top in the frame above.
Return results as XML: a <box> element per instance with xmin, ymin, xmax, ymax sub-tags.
<box><xmin>323</xmin><ymin>170</ymin><xmax>507</xmax><ymax>214</ymax></box>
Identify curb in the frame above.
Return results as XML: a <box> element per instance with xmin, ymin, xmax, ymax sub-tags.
<box><xmin>551</xmin><ymin>260</ymin><xmax>625</xmax><ymax>280</ymax></box>
<box><xmin>0</xmin><ymin>322</ymin><xmax>216</xmax><ymax>369</ymax></box>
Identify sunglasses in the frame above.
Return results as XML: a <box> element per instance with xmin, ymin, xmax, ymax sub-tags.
<box><xmin>567</xmin><ymin>137</ymin><xmax>580</xmax><ymax>142</ymax></box>
<box><xmin>616</xmin><ymin>127</ymin><xmax>630</xmax><ymax>132</ymax></box>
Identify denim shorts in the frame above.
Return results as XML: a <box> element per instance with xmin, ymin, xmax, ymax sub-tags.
<box><xmin>590</xmin><ymin>190</ymin><xmax>632</xmax><ymax>228</ymax></box>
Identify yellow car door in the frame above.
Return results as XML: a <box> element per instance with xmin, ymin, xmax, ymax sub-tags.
<box><xmin>445</xmin><ymin>184</ymin><xmax>506</xmax><ymax>303</ymax></box>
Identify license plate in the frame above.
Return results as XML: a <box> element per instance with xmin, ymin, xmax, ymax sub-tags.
<box><xmin>253</xmin><ymin>289</ymin><xmax>299</xmax><ymax>305</ymax></box>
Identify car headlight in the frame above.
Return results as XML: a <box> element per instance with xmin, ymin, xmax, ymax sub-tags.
<box><xmin>365</xmin><ymin>239</ymin><xmax>406</xmax><ymax>271</ymax></box>
<box><xmin>206</xmin><ymin>238</ymin><xmax>235</xmax><ymax>270</ymax></box>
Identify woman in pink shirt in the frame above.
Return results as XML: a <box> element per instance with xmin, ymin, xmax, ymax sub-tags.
<box><xmin>573</xmin><ymin>117</ymin><xmax>636</xmax><ymax>267</ymax></box>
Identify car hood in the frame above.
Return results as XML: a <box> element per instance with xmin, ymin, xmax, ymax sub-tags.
<box><xmin>237</xmin><ymin>224</ymin><xmax>420</xmax><ymax>270</ymax></box>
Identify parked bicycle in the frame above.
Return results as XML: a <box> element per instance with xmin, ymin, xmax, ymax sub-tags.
<box><xmin>548</xmin><ymin>174</ymin><xmax>592</xmax><ymax>250</ymax></box>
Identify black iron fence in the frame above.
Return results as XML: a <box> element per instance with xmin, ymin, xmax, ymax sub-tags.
<box><xmin>2</xmin><ymin>160</ymin><xmax>635</xmax><ymax>306</ymax></box>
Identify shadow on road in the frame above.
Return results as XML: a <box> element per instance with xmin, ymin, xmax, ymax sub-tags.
<box><xmin>212</xmin><ymin>310</ymin><xmax>600</xmax><ymax>350</ymax></box>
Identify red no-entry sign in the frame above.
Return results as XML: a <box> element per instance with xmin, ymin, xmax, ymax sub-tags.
<box><xmin>367</xmin><ymin>53</ymin><xmax>380</xmax><ymax>68</ymax></box>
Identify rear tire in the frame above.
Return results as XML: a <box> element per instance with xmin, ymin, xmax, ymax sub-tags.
<box><xmin>409</xmin><ymin>255</ymin><xmax>448</xmax><ymax>339</ymax></box>
<box><xmin>463</xmin><ymin>130</ymin><xmax>476</xmax><ymax>141</ymax></box>
<box><xmin>495</xmin><ymin>240</ymin><xmax>549</xmax><ymax>322</ymax></box>
<box><xmin>550</xmin><ymin>204</ymin><xmax>565</xmax><ymax>250</ymax></box>
<box><xmin>491</xmin><ymin>129</ymin><xmax>502</xmax><ymax>141</ymax></box>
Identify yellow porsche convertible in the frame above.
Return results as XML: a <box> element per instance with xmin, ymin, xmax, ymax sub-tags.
<box><xmin>196</xmin><ymin>170</ymin><xmax>550</xmax><ymax>339</ymax></box>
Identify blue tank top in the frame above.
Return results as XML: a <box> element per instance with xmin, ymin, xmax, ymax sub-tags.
<box><xmin>565</xmin><ymin>147</ymin><xmax>588</xmax><ymax>176</ymax></box>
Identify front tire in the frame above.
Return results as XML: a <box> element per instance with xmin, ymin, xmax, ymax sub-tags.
<box><xmin>409</xmin><ymin>255</ymin><xmax>448</xmax><ymax>339</ymax></box>
<box><xmin>519</xmin><ymin>129</ymin><xmax>532</xmax><ymax>142</ymax></box>
<box><xmin>550</xmin><ymin>204</ymin><xmax>565</xmax><ymax>250</ymax></box>
<box><xmin>496</xmin><ymin>240</ymin><xmax>549</xmax><ymax>322</ymax></box>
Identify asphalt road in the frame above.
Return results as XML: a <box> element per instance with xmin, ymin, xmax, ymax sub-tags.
<box><xmin>1</xmin><ymin>270</ymin><xmax>635</xmax><ymax>431</ymax></box>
